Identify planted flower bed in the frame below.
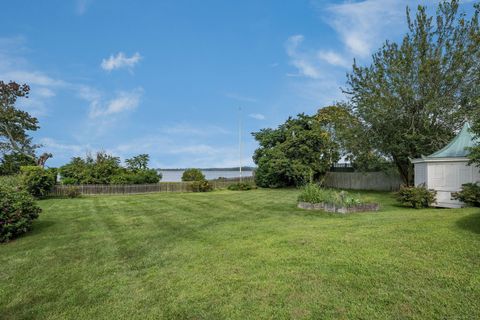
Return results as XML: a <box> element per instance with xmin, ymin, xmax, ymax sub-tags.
<box><xmin>297</xmin><ymin>184</ymin><xmax>379</xmax><ymax>214</ymax></box>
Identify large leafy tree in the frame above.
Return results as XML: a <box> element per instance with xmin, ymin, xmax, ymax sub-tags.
<box><xmin>345</xmin><ymin>1</ymin><xmax>480</xmax><ymax>185</ymax></box>
<box><xmin>468</xmin><ymin>99</ymin><xmax>480</xmax><ymax>166</ymax></box>
<box><xmin>0</xmin><ymin>152</ymin><xmax>36</xmax><ymax>175</ymax></box>
<box><xmin>316</xmin><ymin>104</ymin><xmax>390</xmax><ymax>172</ymax></box>
<box><xmin>0</xmin><ymin>81</ymin><xmax>39</xmax><ymax>159</ymax></box>
<box><xmin>252</xmin><ymin>113</ymin><xmax>340</xmax><ymax>187</ymax></box>
<box><xmin>125</xmin><ymin>154</ymin><xmax>149</xmax><ymax>171</ymax></box>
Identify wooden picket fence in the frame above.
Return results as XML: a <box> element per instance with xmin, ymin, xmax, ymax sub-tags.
<box><xmin>49</xmin><ymin>176</ymin><xmax>255</xmax><ymax>196</ymax></box>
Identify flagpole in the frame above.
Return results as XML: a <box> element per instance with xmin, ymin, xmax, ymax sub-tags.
<box><xmin>239</xmin><ymin>107</ymin><xmax>243</xmax><ymax>182</ymax></box>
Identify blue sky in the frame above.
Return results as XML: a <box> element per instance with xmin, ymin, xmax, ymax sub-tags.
<box><xmin>0</xmin><ymin>0</ymin><xmax>475</xmax><ymax>168</ymax></box>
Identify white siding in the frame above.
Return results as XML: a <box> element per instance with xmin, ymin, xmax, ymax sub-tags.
<box><xmin>422</xmin><ymin>161</ymin><xmax>480</xmax><ymax>208</ymax></box>
<box><xmin>414</xmin><ymin>163</ymin><xmax>427</xmax><ymax>187</ymax></box>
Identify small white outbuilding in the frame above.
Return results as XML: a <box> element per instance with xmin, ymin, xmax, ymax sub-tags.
<box><xmin>411</xmin><ymin>123</ymin><xmax>480</xmax><ymax>208</ymax></box>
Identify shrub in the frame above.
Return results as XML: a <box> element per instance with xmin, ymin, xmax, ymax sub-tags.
<box><xmin>396</xmin><ymin>185</ymin><xmax>437</xmax><ymax>208</ymax></box>
<box><xmin>0</xmin><ymin>184</ymin><xmax>41</xmax><ymax>242</ymax></box>
<box><xmin>452</xmin><ymin>183</ymin><xmax>480</xmax><ymax>207</ymax></box>
<box><xmin>20</xmin><ymin>166</ymin><xmax>56</xmax><ymax>198</ymax></box>
<box><xmin>228</xmin><ymin>182</ymin><xmax>256</xmax><ymax>191</ymax></box>
<box><xmin>297</xmin><ymin>184</ymin><xmax>364</xmax><ymax>207</ymax></box>
<box><xmin>61</xmin><ymin>177</ymin><xmax>78</xmax><ymax>185</ymax></box>
<box><xmin>0</xmin><ymin>175</ymin><xmax>21</xmax><ymax>187</ymax></box>
<box><xmin>64</xmin><ymin>186</ymin><xmax>81</xmax><ymax>198</ymax></box>
<box><xmin>189</xmin><ymin>180</ymin><xmax>213</xmax><ymax>192</ymax></box>
<box><xmin>182</xmin><ymin>168</ymin><xmax>205</xmax><ymax>182</ymax></box>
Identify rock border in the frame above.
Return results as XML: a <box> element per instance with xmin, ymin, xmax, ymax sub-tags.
<box><xmin>297</xmin><ymin>201</ymin><xmax>380</xmax><ymax>214</ymax></box>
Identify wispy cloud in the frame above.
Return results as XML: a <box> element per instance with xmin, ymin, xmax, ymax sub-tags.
<box><xmin>0</xmin><ymin>38</ymin><xmax>67</xmax><ymax>116</ymax></box>
<box><xmin>285</xmin><ymin>35</ymin><xmax>321</xmax><ymax>79</ymax></box>
<box><xmin>322</xmin><ymin>0</ymin><xmax>408</xmax><ymax>58</ymax></box>
<box><xmin>82</xmin><ymin>87</ymin><xmax>143</xmax><ymax>118</ymax></box>
<box><xmin>160</xmin><ymin>123</ymin><xmax>230</xmax><ymax>136</ymax></box>
<box><xmin>75</xmin><ymin>0</ymin><xmax>92</xmax><ymax>15</ymax></box>
<box><xmin>101</xmin><ymin>52</ymin><xmax>142</xmax><ymax>72</ymax></box>
<box><xmin>225</xmin><ymin>92</ymin><xmax>258</xmax><ymax>103</ymax></box>
<box><xmin>317</xmin><ymin>50</ymin><xmax>350</xmax><ymax>68</ymax></box>
<box><xmin>249</xmin><ymin>113</ymin><xmax>265</xmax><ymax>120</ymax></box>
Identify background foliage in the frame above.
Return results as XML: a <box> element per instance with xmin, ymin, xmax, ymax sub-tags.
<box><xmin>59</xmin><ymin>152</ymin><xmax>161</xmax><ymax>185</ymax></box>
<box><xmin>252</xmin><ymin>114</ymin><xmax>339</xmax><ymax>188</ymax></box>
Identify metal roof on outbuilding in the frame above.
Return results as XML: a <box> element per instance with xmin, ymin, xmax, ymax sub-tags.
<box><xmin>428</xmin><ymin>122</ymin><xmax>478</xmax><ymax>158</ymax></box>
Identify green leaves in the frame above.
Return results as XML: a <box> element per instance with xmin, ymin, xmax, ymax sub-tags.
<box><xmin>0</xmin><ymin>81</ymin><xmax>39</xmax><ymax>158</ymax></box>
<box><xmin>252</xmin><ymin>114</ymin><xmax>340</xmax><ymax>188</ymax></box>
<box><xmin>345</xmin><ymin>1</ymin><xmax>480</xmax><ymax>185</ymax></box>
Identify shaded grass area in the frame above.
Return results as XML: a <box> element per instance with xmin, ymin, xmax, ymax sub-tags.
<box><xmin>1</xmin><ymin>189</ymin><xmax>480</xmax><ymax>319</ymax></box>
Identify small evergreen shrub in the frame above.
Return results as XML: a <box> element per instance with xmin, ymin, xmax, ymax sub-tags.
<box><xmin>452</xmin><ymin>183</ymin><xmax>480</xmax><ymax>207</ymax></box>
<box><xmin>396</xmin><ymin>185</ymin><xmax>437</xmax><ymax>208</ymax></box>
<box><xmin>227</xmin><ymin>182</ymin><xmax>256</xmax><ymax>191</ymax></box>
<box><xmin>182</xmin><ymin>168</ymin><xmax>205</xmax><ymax>182</ymax></box>
<box><xmin>0</xmin><ymin>184</ymin><xmax>41</xmax><ymax>242</ymax></box>
<box><xmin>189</xmin><ymin>180</ymin><xmax>213</xmax><ymax>192</ymax></box>
<box><xmin>20</xmin><ymin>166</ymin><xmax>56</xmax><ymax>198</ymax></box>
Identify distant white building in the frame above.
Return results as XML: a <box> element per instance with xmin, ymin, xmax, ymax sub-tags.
<box><xmin>412</xmin><ymin>123</ymin><xmax>480</xmax><ymax>208</ymax></box>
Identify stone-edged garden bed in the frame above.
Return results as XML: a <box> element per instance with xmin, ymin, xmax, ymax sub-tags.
<box><xmin>297</xmin><ymin>201</ymin><xmax>380</xmax><ymax>214</ymax></box>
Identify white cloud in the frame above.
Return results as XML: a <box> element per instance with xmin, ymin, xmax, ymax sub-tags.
<box><xmin>1</xmin><ymin>70</ymin><xmax>65</xmax><ymax>87</ymax></box>
<box><xmin>86</xmin><ymin>87</ymin><xmax>143</xmax><ymax>118</ymax></box>
<box><xmin>317</xmin><ymin>50</ymin><xmax>350</xmax><ymax>68</ymax></box>
<box><xmin>285</xmin><ymin>35</ymin><xmax>322</xmax><ymax>79</ymax></box>
<box><xmin>249</xmin><ymin>113</ymin><xmax>265</xmax><ymax>120</ymax></box>
<box><xmin>323</xmin><ymin>0</ymin><xmax>409</xmax><ymax>58</ymax></box>
<box><xmin>101</xmin><ymin>52</ymin><xmax>142</xmax><ymax>72</ymax></box>
<box><xmin>39</xmin><ymin>138</ymin><xmax>86</xmax><ymax>154</ymax></box>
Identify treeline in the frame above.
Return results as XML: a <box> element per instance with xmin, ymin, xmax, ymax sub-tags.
<box><xmin>253</xmin><ymin>0</ymin><xmax>480</xmax><ymax>188</ymax></box>
<box><xmin>59</xmin><ymin>153</ymin><xmax>161</xmax><ymax>185</ymax></box>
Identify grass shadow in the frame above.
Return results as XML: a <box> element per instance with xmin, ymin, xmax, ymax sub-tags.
<box><xmin>456</xmin><ymin>211</ymin><xmax>480</xmax><ymax>234</ymax></box>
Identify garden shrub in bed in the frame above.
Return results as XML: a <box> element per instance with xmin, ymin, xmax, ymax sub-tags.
<box><xmin>0</xmin><ymin>184</ymin><xmax>41</xmax><ymax>242</ymax></box>
<box><xmin>452</xmin><ymin>183</ymin><xmax>480</xmax><ymax>207</ymax></box>
<box><xmin>297</xmin><ymin>184</ymin><xmax>378</xmax><ymax>213</ymax></box>
<box><xmin>396</xmin><ymin>185</ymin><xmax>437</xmax><ymax>208</ymax></box>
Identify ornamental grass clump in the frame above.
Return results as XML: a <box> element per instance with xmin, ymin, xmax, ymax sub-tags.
<box><xmin>297</xmin><ymin>184</ymin><xmax>364</xmax><ymax>207</ymax></box>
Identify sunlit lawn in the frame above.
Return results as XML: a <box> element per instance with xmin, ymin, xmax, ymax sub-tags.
<box><xmin>1</xmin><ymin>189</ymin><xmax>479</xmax><ymax>319</ymax></box>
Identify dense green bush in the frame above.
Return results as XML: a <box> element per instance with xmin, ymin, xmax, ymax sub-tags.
<box><xmin>0</xmin><ymin>153</ymin><xmax>36</xmax><ymax>175</ymax></box>
<box><xmin>182</xmin><ymin>168</ymin><xmax>205</xmax><ymax>182</ymax></box>
<box><xmin>0</xmin><ymin>175</ymin><xmax>21</xmax><ymax>187</ymax></box>
<box><xmin>452</xmin><ymin>183</ymin><xmax>480</xmax><ymax>207</ymax></box>
<box><xmin>20</xmin><ymin>166</ymin><xmax>56</xmax><ymax>198</ymax></box>
<box><xmin>64</xmin><ymin>186</ymin><xmax>81</xmax><ymax>198</ymax></box>
<box><xmin>396</xmin><ymin>185</ymin><xmax>437</xmax><ymax>208</ymax></box>
<box><xmin>252</xmin><ymin>114</ymin><xmax>340</xmax><ymax>188</ymax></box>
<box><xmin>297</xmin><ymin>184</ymin><xmax>363</xmax><ymax>207</ymax></box>
<box><xmin>189</xmin><ymin>180</ymin><xmax>213</xmax><ymax>192</ymax></box>
<box><xmin>0</xmin><ymin>184</ymin><xmax>41</xmax><ymax>242</ymax></box>
<box><xmin>227</xmin><ymin>182</ymin><xmax>256</xmax><ymax>191</ymax></box>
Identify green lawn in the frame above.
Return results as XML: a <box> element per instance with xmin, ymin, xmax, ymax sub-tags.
<box><xmin>1</xmin><ymin>189</ymin><xmax>480</xmax><ymax>319</ymax></box>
